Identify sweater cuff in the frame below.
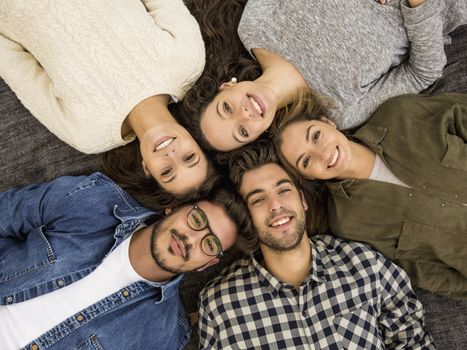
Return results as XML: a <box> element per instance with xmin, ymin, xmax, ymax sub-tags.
<box><xmin>401</xmin><ymin>0</ymin><xmax>444</xmax><ymax>25</ymax></box>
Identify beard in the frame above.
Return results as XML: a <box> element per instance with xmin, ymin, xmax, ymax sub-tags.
<box><xmin>150</xmin><ymin>216</ymin><xmax>186</xmax><ymax>275</ymax></box>
<box><xmin>150</xmin><ymin>214</ymin><xmax>194</xmax><ymax>275</ymax></box>
<box><xmin>257</xmin><ymin>208</ymin><xmax>306</xmax><ymax>253</ymax></box>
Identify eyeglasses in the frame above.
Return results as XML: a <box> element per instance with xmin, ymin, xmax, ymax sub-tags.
<box><xmin>187</xmin><ymin>204</ymin><xmax>224</xmax><ymax>258</ymax></box>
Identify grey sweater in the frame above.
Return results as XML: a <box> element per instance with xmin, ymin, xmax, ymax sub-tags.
<box><xmin>238</xmin><ymin>0</ymin><xmax>467</xmax><ymax>129</ymax></box>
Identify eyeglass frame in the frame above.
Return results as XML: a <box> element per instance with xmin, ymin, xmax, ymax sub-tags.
<box><xmin>187</xmin><ymin>203</ymin><xmax>224</xmax><ymax>258</ymax></box>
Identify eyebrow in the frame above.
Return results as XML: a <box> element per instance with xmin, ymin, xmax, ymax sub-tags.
<box><xmin>244</xmin><ymin>178</ymin><xmax>293</xmax><ymax>203</ymax></box>
<box><xmin>295</xmin><ymin>125</ymin><xmax>313</xmax><ymax>168</ymax></box>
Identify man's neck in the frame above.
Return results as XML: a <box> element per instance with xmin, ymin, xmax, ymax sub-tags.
<box><xmin>261</xmin><ymin>233</ymin><xmax>311</xmax><ymax>291</ymax></box>
<box><xmin>121</xmin><ymin>94</ymin><xmax>174</xmax><ymax>139</ymax></box>
<box><xmin>128</xmin><ymin>226</ymin><xmax>175</xmax><ymax>283</ymax></box>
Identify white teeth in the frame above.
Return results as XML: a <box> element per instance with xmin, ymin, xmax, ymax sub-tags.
<box><xmin>271</xmin><ymin>217</ymin><xmax>290</xmax><ymax>227</ymax></box>
<box><xmin>328</xmin><ymin>148</ymin><xmax>339</xmax><ymax>167</ymax></box>
<box><xmin>249</xmin><ymin>96</ymin><xmax>263</xmax><ymax>115</ymax></box>
<box><xmin>155</xmin><ymin>138</ymin><xmax>174</xmax><ymax>151</ymax></box>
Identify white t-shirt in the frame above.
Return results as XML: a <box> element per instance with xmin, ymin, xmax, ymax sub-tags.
<box><xmin>0</xmin><ymin>234</ymin><xmax>149</xmax><ymax>349</ymax></box>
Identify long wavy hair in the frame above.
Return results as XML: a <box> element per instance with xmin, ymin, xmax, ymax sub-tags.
<box><xmin>177</xmin><ymin>0</ymin><xmax>261</xmax><ymax>157</ymax></box>
<box><xmin>269</xmin><ymin>91</ymin><xmax>333</xmax><ymax>235</ymax></box>
<box><xmin>100</xmin><ymin>139</ymin><xmax>221</xmax><ymax>211</ymax></box>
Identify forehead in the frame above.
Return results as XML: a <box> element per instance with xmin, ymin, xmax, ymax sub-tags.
<box><xmin>240</xmin><ymin>163</ymin><xmax>291</xmax><ymax>196</ymax></box>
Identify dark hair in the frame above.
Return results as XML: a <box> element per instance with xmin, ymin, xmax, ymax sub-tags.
<box><xmin>227</xmin><ymin>138</ymin><xmax>321</xmax><ymax>252</ymax></box>
<box><xmin>270</xmin><ymin>91</ymin><xmax>331</xmax><ymax>235</ymax></box>
<box><xmin>176</xmin><ymin>0</ymin><xmax>261</xmax><ymax>156</ymax></box>
<box><xmin>204</xmin><ymin>183</ymin><xmax>254</xmax><ymax>254</ymax></box>
<box><xmin>100</xmin><ymin>139</ymin><xmax>221</xmax><ymax>211</ymax></box>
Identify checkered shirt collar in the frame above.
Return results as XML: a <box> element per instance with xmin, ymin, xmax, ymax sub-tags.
<box><xmin>249</xmin><ymin>239</ymin><xmax>327</xmax><ymax>295</ymax></box>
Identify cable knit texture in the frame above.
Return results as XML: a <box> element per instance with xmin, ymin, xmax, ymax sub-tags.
<box><xmin>0</xmin><ymin>0</ymin><xmax>205</xmax><ymax>153</ymax></box>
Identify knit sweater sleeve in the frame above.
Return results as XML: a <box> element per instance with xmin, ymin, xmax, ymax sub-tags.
<box><xmin>344</xmin><ymin>0</ymin><xmax>447</xmax><ymax>128</ymax></box>
<box><xmin>141</xmin><ymin>0</ymin><xmax>205</xmax><ymax>99</ymax></box>
<box><xmin>0</xmin><ymin>33</ymin><xmax>68</xmax><ymax>141</ymax></box>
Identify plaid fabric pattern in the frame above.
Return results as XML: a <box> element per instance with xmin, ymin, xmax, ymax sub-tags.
<box><xmin>198</xmin><ymin>235</ymin><xmax>435</xmax><ymax>349</ymax></box>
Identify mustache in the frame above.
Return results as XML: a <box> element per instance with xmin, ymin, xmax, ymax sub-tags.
<box><xmin>170</xmin><ymin>229</ymin><xmax>193</xmax><ymax>260</ymax></box>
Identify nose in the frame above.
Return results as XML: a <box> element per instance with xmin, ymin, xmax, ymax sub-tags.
<box><xmin>164</xmin><ymin>148</ymin><xmax>176</xmax><ymax>158</ymax></box>
<box><xmin>269</xmin><ymin>195</ymin><xmax>283</xmax><ymax>213</ymax></box>
<box><xmin>239</xmin><ymin>105</ymin><xmax>252</xmax><ymax>120</ymax></box>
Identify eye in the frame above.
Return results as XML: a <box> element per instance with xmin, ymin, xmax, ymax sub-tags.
<box><xmin>223</xmin><ymin>101</ymin><xmax>233</xmax><ymax>114</ymax></box>
<box><xmin>302</xmin><ymin>156</ymin><xmax>311</xmax><ymax>169</ymax></box>
<box><xmin>312</xmin><ymin>130</ymin><xmax>321</xmax><ymax>143</ymax></box>
<box><xmin>239</xmin><ymin>126</ymin><xmax>249</xmax><ymax>138</ymax></box>
<box><xmin>278</xmin><ymin>187</ymin><xmax>291</xmax><ymax>195</ymax></box>
<box><xmin>184</xmin><ymin>153</ymin><xmax>195</xmax><ymax>162</ymax></box>
<box><xmin>250</xmin><ymin>197</ymin><xmax>264</xmax><ymax>206</ymax></box>
<box><xmin>161</xmin><ymin>167</ymin><xmax>172</xmax><ymax>177</ymax></box>
<box><xmin>205</xmin><ymin>238</ymin><xmax>214</xmax><ymax>253</ymax></box>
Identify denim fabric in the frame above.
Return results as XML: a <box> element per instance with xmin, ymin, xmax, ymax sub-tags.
<box><xmin>0</xmin><ymin>173</ymin><xmax>190</xmax><ymax>350</ymax></box>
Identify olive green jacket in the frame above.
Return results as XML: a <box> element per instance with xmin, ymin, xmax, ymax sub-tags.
<box><xmin>326</xmin><ymin>93</ymin><xmax>467</xmax><ymax>300</ymax></box>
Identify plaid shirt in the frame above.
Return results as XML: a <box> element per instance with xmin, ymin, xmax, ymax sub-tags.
<box><xmin>198</xmin><ymin>235</ymin><xmax>435</xmax><ymax>349</ymax></box>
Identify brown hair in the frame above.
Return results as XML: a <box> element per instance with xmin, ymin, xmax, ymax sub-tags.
<box><xmin>270</xmin><ymin>91</ymin><xmax>332</xmax><ymax>235</ymax></box>
<box><xmin>227</xmin><ymin>138</ymin><xmax>324</xmax><ymax>252</ymax></box>
<box><xmin>176</xmin><ymin>0</ymin><xmax>261</xmax><ymax>155</ymax></box>
<box><xmin>100</xmin><ymin>139</ymin><xmax>221</xmax><ymax>211</ymax></box>
<box><xmin>204</xmin><ymin>182</ymin><xmax>254</xmax><ymax>254</ymax></box>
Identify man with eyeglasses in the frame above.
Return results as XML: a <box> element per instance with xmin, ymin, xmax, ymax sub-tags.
<box><xmin>198</xmin><ymin>140</ymin><xmax>435</xmax><ymax>349</ymax></box>
<box><xmin>0</xmin><ymin>172</ymin><xmax>250</xmax><ymax>350</ymax></box>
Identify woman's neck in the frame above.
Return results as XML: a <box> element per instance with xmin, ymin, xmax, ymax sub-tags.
<box><xmin>253</xmin><ymin>48</ymin><xmax>308</xmax><ymax>109</ymax></box>
<box><xmin>122</xmin><ymin>95</ymin><xmax>174</xmax><ymax>139</ymax></box>
<box><xmin>341</xmin><ymin>142</ymin><xmax>376</xmax><ymax>180</ymax></box>
<box><xmin>261</xmin><ymin>233</ymin><xmax>311</xmax><ymax>291</ymax></box>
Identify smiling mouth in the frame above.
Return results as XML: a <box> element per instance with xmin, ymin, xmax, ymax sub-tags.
<box><xmin>248</xmin><ymin>95</ymin><xmax>264</xmax><ymax>117</ymax></box>
<box><xmin>327</xmin><ymin>147</ymin><xmax>339</xmax><ymax>168</ymax></box>
<box><xmin>154</xmin><ymin>137</ymin><xmax>175</xmax><ymax>151</ymax></box>
<box><xmin>269</xmin><ymin>216</ymin><xmax>292</xmax><ymax>228</ymax></box>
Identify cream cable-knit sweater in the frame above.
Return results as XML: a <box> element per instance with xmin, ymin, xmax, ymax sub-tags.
<box><xmin>0</xmin><ymin>0</ymin><xmax>205</xmax><ymax>153</ymax></box>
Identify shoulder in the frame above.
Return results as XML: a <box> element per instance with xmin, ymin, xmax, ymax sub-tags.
<box><xmin>199</xmin><ymin>256</ymin><xmax>253</xmax><ymax>307</ymax></box>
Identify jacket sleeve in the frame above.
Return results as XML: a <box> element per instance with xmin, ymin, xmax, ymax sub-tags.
<box><xmin>0</xmin><ymin>176</ymin><xmax>84</xmax><ymax>240</ymax></box>
<box><xmin>0</xmin><ymin>33</ymin><xmax>69</xmax><ymax>142</ymax></box>
<box><xmin>375</xmin><ymin>252</ymin><xmax>436</xmax><ymax>349</ymax></box>
<box><xmin>343</xmin><ymin>0</ymin><xmax>447</xmax><ymax>128</ymax></box>
<box><xmin>397</xmin><ymin>259</ymin><xmax>467</xmax><ymax>301</ymax></box>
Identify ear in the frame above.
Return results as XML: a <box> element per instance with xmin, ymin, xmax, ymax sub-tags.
<box><xmin>299</xmin><ymin>190</ymin><xmax>308</xmax><ymax>212</ymax></box>
<box><xmin>196</xmin><ymin>258</ymin><xmax>220</xmax><ymax>271</ymax></box>
<box><xmin>141</xmin><ymin>161</ymin><xmax>151</xmax><ymax>177</ymax></box>
<box><xmin>320</xmin><ymin>116</ymin><xmax>336</xmax><ymax>128</ymax></box>
<box><xmin>164</xmin><ymin>208</ymin><xmax>172</xmax><ymax>216</ymax></box>
<box><xmin>218</xmin><ymin>81</ymin><xmax>235</xmax><ymax>91</ymax></box>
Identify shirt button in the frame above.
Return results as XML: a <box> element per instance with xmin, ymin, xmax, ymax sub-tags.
<box><xmin>441</xmin><ymin>203</ymin><xmax>446</xmax><ymax>207</ymax></box>
<box><xmin>76</xmin><ymin>314</ymin><xmax>84</xmax><ymax>322</ymax></box>
<box><xmin>31</xmin><ymin>344</ymin><xmax>39</xmax><ymax>350</ymax></box>
<box><xmin>422</xmin><ymin>185</ymin><xmax>427</xmax><ymax>189</ymax></box>
<box><xmin>408</xmin><ymin>193</ymin><xmax>413</xmax><ymax>197</ymax></box>
<box><xmin>121</xmin><ymin>289</ymin><xmax>130</xmax><ymax>297</ymax></box>
<box><xmin>6</xmin><ymin>296</ymin><xmax>13</xmax><ymax>303</ymax></box>
<box><xmin>454</xmin><ymin>194</ymin><xmax>459</xmax><ymax>199</ymax></box>
<box><xmin>56</xmin><ymin>279</ymin><xmax>65</xmax><ymax>287</ymax></box>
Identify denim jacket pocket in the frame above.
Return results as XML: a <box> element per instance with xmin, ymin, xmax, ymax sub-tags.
<box><xmin>440</xmin><ymin>132</ymin><xmax>467</xmax><ymax>171</ymax></box>
<box><xmin>395</xmin><ymin>220</ymin><xmax>466</xmax><ymax>274</ymax></box>
<box><xmin>67</xmin><ymin>335</ymin><xmax>103</xmax><ymax>350</ymax></box>
<box><xmin>0</xmin><ymin>225</ymin><xmax>56</xmax><ymax>283</ymax></box>
<box><xmin>332</xmin><ymin>302</ymin><xmax>382</xmax><ymax>350</ymax></box>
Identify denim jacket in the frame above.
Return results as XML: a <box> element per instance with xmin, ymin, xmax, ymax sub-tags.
<box><xmin>0</xmin><ymin>173</ymin><xmax>190</xmax><ymax>350</ymax></box>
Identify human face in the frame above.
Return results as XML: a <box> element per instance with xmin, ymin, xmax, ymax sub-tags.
<box><xmin>280</xmin><ymin>118</ymin><xmax>352</xmax><ymax>180</ymax></box>
<box><xmin>200</xmin><ymin>81</ymin><xmax>277</xmax><ymax>151</ymax></box>
<box><xmin>140</xmin><ymin>122</ymin><xmax>209</xmax><ymax>195</ymax></box>
<box><xmin>151</xmin><ymin>200</ymin><xmax>238</xmax><ymax>274</ymax></box>
<box><xmin>239</xmin><ymin>163</ymin><xmax>308</xmax><ymax>252</ymax></box>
